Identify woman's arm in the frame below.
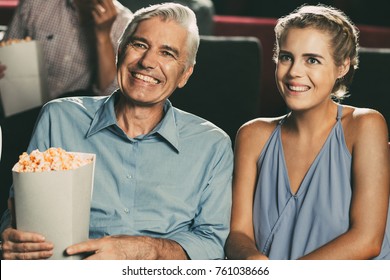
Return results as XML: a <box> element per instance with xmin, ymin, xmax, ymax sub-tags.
<box><xmin>225</xmin><ymin>121</ymin><xmax>272</xmax><ymax>260</ymax></box>
<box><xmin>300</xmin><ymin>110</ymin><xmax>390</xmax><ymax>259</ymax></box>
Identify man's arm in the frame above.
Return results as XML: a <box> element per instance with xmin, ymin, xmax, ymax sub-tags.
<box><xmin>68</xmin><ymin>136</ymin><xmax>233</xmax><ymax>260</ymax></box>
<box><xmin>168</xmin><ymin>137</ymin><xmax>233</xmax><ymax>259</ymax></box>
<box><xmin>66</xmin><ymin>235</ymin><xmax>188</xmax><ymax>260</ymax></box>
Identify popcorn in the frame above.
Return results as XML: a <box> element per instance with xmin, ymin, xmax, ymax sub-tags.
<box><xmin>12</xmin><ymin>148</ymin><xmax>95</xmax><ymax>259</ymax></box>
<box><xmin>14</xmin><ymin>147</ymin><xmax>93</xmax><ymax>172</ymax></box>
<box><xmin>0</xmin><ymin>36</ymin><xmax>32</xmax><ymax>47</ymax></box>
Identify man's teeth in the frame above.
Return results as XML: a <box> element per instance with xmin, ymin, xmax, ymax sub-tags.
<box><xmin>288</xmin><ymin>85</ymin><xmax>309</xmax><ymax>92</ymax></box>
<box><xmin>134</xmin><ymin>73</ymin><xmax>159</xmax><ymax>84</ymax></box>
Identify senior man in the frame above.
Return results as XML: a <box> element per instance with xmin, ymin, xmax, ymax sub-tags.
<box><xmin>0</xmin><ymin>3</ymin><xmax>233</xmax><ymax>260</ymax></box>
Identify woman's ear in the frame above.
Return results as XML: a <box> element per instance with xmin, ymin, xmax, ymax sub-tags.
<box><xmin>338</xmin><ymin>57</ymin><xmax>351</xmax><ymax>78</ymax></box>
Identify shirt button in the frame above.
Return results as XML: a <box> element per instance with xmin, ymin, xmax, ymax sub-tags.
<box><xmin>126</xmin><ymin>174</ymin><xmax>132</xmax><ymax>179</ymax></box>
<box><xmin>124</xmin><ymin>208</ymin><xmax>129</xmax><ymax>213</ymax></box>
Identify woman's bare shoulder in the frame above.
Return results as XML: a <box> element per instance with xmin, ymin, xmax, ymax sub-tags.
<box><xmin>239</xmin><ymin>116</ymin><xmax>283</xmax><ymax>137</ymax></box>
<box><xmin>234</xmin><ymin>116</ymin><xmax>285</xmax><ymax>153</ymax></box>
<box><xmin>342</xmin><ymin>105</ymin><xmax>388</xmax><ymax>147</ymax></box>
<box><xmin>343</xmin><ymin>105</ymin><xmax>387</xmax><ymax>131</ymax></box>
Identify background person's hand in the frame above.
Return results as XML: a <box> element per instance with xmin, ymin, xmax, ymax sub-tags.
<box><xmin>92</xmin><ymin>0</ymin><xmax>117</xmax><ymax>39</ymax></box>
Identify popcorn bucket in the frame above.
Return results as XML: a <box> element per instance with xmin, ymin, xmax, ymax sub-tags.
<box><xmin>0</xmin><ymin>39</ymin><xmax>49</xmax><ymax>117</ymax></box>
<box><xmin>12</xmin><ymin>150</ymin><xmax>95</xmax><ymax>260</ymax></box>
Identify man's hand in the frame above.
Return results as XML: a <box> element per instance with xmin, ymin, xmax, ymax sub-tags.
<box><xmin>66</xmin><ymin>235</ymin><xmax>188</xmax><ymax>260</ymax></box>
<box><xmin>1</xmin><ymin>227</ymin><xmax>54</xmax><ymax>260</ymax></box>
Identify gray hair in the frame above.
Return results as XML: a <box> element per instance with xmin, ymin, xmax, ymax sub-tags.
<box><xmin>116</xmin><ymin>3</ymin><xmax>200</xmax><ymax>69</ymax></box>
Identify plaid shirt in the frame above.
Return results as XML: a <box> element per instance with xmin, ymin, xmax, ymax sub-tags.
<box><xmin>3</xmin><ymin>0</ymin><xmax>132</xmax><ymax>99</ymax></box>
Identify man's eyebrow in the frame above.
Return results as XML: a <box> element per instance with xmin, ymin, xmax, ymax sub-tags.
<box><xmin>161</xmin><ymin>44</ymin><xmax>180</xmax><ymax>57</ymax></box>
<box><xmin>129</xmin><ymin>36</ymin><xmax>180</xmax><ymax>56</ymax></box>
<box><xmin>128</xmin><ymin>36</ymin><xmax>147</xmax><ymax>44</ymax></box>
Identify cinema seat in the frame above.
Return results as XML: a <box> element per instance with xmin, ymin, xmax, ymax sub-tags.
<box><xmin>342</xmin><ymin>47</ymin><xmax>390</xmax><ymax>136</ymax></box>
<box><xmin>170</xmin><ymin>35</ymin><xmax>262</xmax><ymax>146</ymax></box>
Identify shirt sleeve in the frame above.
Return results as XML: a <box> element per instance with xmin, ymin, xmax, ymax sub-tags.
<box><xmin>26</xmin><ymin>104</ymin><xmax>52</xmax><ymax>153</ymax></box>
<box><xmin>168</xmin><ymin>136</ymin><xmax>233</xmax><ymax>259</ymax></box>
<box><xmin>0</xmin><ymin>208</ymin><xmax>11</xmax><ymax>234</ymax></box>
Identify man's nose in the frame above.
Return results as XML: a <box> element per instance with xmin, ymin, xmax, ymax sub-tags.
<box><xmin>138</xmin><ymin>50</ymin><xmax>158</xmax><ymax>69</ymax></box>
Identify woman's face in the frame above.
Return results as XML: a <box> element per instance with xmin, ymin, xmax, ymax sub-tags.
<box><xmin>275</xmin><ymin>27</ymin><xmax>348</xmax><ymax>111</ymax></box>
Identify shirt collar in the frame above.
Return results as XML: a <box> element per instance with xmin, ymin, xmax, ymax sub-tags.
<box><xmin>155</xmin><ymin>100</ymin><xmax>180</xmax><ymax>152</ymax></box>
<box><xmin>86</xmin><ymin>91</ymin><xmax>118</xmax><ymax>137</ymax></box>
<box><xmin>87</xmin><ymin>91</ymin><xmax>180</xmax><ymax>152</ymax></box>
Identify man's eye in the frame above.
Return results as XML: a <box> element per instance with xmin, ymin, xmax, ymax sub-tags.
<box><xmin>130</xmin><ymin>42</ymin><xmax>147</xmax><ymax>49</ymax></box>
<box><xmin>162</xmin><ymin>51</ymin><xmax>174</xmax><ymax>57</ymax></box>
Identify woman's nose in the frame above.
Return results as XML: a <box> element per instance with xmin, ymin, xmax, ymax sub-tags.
<box><xmin>288</xmin><ymin>60</ymin><xmax>304</xmax><ymax>77</ymax></box>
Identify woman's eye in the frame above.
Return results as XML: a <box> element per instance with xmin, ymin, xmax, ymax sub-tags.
<box><xmin>308</xmin><ymin>57</ymin><xmax>320</xmax><ymax>64</ymax></box>
<box><xmin>279</xmin><ymin>54</ymin><xmax>291</xmax><ymax>62</ymax></box>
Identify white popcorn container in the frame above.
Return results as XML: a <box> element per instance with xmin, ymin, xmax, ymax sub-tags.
<box><xmin>0</xmin><ymin>40</ymin><xmax>49</xmax><ymax>117</ymax></box>
<box><xmin>12</xmin><ymin>152</ymin><xmax>95</xmax><ymax>260</ymax></box>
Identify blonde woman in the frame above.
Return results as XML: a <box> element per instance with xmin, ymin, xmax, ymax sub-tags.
<box><xmin>225</xmin><ymin>4</ymin><xmax>390</xmax><ymax>260</ymax></box>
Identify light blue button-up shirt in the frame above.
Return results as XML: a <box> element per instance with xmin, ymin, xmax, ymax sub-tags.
<box><xmin>15</xmin><ymin>91</ymin><xmax>233</xmax><ymax>259</ymax></box>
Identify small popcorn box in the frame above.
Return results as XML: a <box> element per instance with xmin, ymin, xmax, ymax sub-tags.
<box><xmin>0</xmin><ymin>40</ymin><xmax>49</xmax><ymax>117</ymax></box>
<box><xmin>12</xmin><ymin>151</ymin><xmax>96</xmax><ymax>260</ymax></box>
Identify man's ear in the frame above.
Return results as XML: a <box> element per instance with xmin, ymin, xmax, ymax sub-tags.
<box><xmin>178</xmin><ymin>66</ymin><xmax>194</xmax><ymax>88</ymax></box>
<box><xmin>338</xmin><ymin>57</ymin><xmax>351</xmax><ymax>78</ymax></box>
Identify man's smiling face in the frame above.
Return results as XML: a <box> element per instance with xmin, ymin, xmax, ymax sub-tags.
<box><xmin>117</xmin><ymin>17</ymin><xmax>194</xmax><ymax>107</ymax></box>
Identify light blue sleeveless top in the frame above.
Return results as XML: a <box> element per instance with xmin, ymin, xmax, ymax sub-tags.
<box><xmin>253</xmin><ymin>105</ymin><xmax>390</xmax><ymax>259</ymax></box>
